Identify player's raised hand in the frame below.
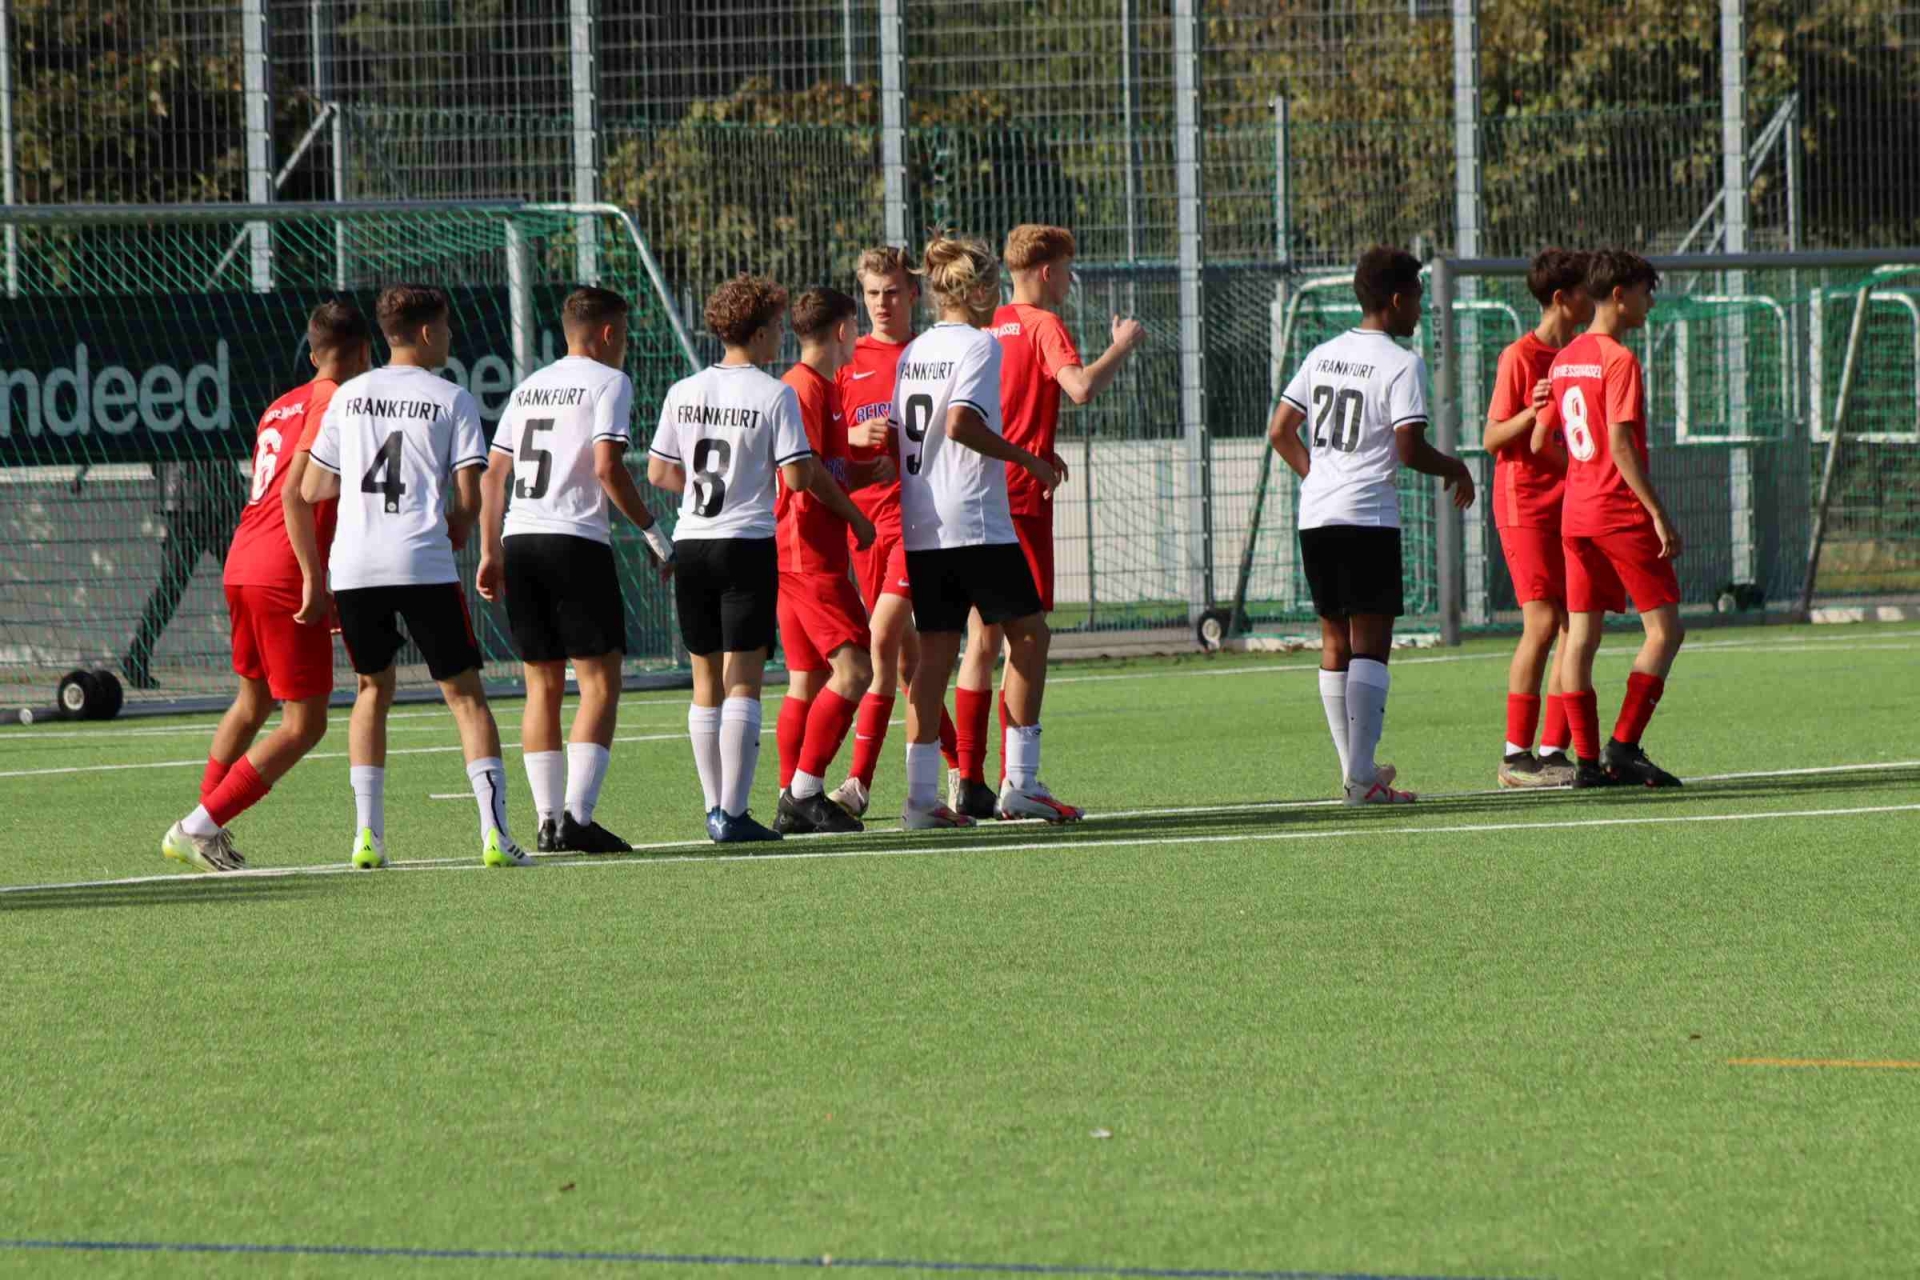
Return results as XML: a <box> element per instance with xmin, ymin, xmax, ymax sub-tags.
<box><xmin>475</xmin><ymin>553</ymin><xmax>505</xmax><ymax>603</ymax></box>
<box><xmin>293</xmin><ymin>575</ymin><xmax>332</xmax><ymax>627</ymax></box>
<box><xmin>850</xmin><ymin>512</ymin><xmax>877</xmax><ymax>552</ymax></box>
<box><xmin>1446</xmin><ymin>460</ymin><xmax>1476</xmax><ymax>510</ymax></box>
<box><xmin>1654</xmin><ymin>512</ymin><xmax>1684</xmax><ymax>560</ymax></box>
<box><xmin>1112</xmin><ymin>315</ymin><xmax>1147</xmax><ymax>351</ymax></box>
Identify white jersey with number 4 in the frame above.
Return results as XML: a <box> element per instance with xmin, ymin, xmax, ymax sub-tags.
<box><xmin>491</xmin><ymin>356</ymin><xmax>634</xmax><ymax>545</ymax></box>
<box><xmin>893</xmin><ymin>322</ymin><xmax>1016</xmax><ymax>551</ymax></box>
<box><xmin>309</xmin><ymin>364</ymin><xmax>489</xmax><ymax>589</ymax></box>
<box><xmin>649</xmin><ymin>364</ymin><xmax>812</xmax><ymax>541</ymax></box>
<box><xmin>1280</xmin><ymin>328</ymin><xmax>1429</xmax><ymax>530</ymax></box>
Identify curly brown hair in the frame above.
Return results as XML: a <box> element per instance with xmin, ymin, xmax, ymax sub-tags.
<box><xmin>704</xmin><ymin>274</ymin><xmax>788</xmax><ymax>347</ymax></box>
<box><xmin>374</xmin><ymin>283</ymin><xmax>449</xmax><ymax>342</ymax></box>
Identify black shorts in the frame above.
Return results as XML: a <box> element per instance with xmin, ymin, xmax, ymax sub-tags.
<box><xmin>504</xmin><ymin>534</ymin><xmax>626</xmax><ymax>663</ymax></box>
<box><xmin>1298</xmin><ymin>525</ymin><xmax>1404</xmax><ymax>619</ymax></box>
<box><xmin>905</xmin><ymin>542</ymin><xmax>1043</xmax><ymax>634</ymax></box>
<box><xmin>674</xmin><ymin>537</ymin><xmax>777</xmax><ymax>656</ymax></box>
<box><xmin>334</xmin><ymin>582</ymin><xmax>484</xmax><ymax>681</ymax></box>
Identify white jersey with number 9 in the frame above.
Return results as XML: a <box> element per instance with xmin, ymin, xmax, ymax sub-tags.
<box><xmin>1561</xmin><ymin>385</ymin><xmax>1596</xmax><ymax>462</ymax></box>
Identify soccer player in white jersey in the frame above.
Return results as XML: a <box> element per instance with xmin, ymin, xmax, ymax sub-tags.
<box><xmin>856</xmin><ymin>234</ymin><xmax>1074</xmax><ymax>829</ymax></box>
<box><xmin>476</xmin><ymin>287</ymin><xmax>677</xmax><ymax>855</ymax></box>
<box><xmin>1266</xmin><ymin>246</ymin><xmax>1476</xmax><ymax>805</ymax></box>
<box><xmin>300</xmin><ymin>284</ymin><xmax>530</xmax><ymax>868</ymax></box>
<box><xmin>648</xmin><ymin>275</ymin><xmax>875</xmax><ymax>844</ymax></box>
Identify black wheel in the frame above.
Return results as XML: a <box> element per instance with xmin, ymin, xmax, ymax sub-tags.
<box><xmin>1196</xmin><ymin>608</ymin><xmax>1232</xmax><ymax>653</ymax></box>
<box><xmin>89</xmin><ymin>669</ymin><xmax>125</xmax><ymax>720</ymax></box>
<box><xmin>56</xmin><ymin>670</ymin><xmax>99</xmax><ymax>721</ymax></box>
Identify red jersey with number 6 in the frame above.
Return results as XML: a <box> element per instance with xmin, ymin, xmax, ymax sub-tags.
<box><xmin>1546</xmin><ymin>333</ymin><xmax>1650</xmax><ymax>537</ymax></box>
<box><xmin>223</xmin><ymin>379</ymin><xmax>339</xmax><ymax>590</ymax></box>
<box><xmin>776</xmin><ymin>362</ymin><xmax>854</xmax><ymax>575</ymax></box>
<box><xmin>837</xmin><ymin>334</ymin><xmax>908</xmax><ymax>534</ymax></box>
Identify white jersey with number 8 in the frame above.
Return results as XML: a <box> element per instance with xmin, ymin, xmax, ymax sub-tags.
<box><xmin>1279</xmin><ymin>328</ymin><xmax>1429</xmax><ymax>531</ymax></box>
<box><xmin>308</xmin><ymin>364</ymin><xmax>490</xmax><ymax>590</ymax></box>
<box><xmin>649</xmin><ymin>364</ymin><xmax>813</xmax><ymax>542</ymax></box>
<box><xmin>893</xmin><ymin>322</ymin><xmax>1016</xmax><ymax>552</ymax></box>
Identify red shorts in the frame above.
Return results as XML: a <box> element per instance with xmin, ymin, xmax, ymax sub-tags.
<box><xmin>1564</xmin><ymin>526</ymin><xmax>1682</xmax><ymax>615</ymax></box>
<box><xmin>1496</xmin><ymin>523</ymin><xmax>1566</xmax><ymax>607</ymax></box>
<box><xmin>778</xmin><ymin>570</ymin><xmax>872</xmax><ymax>672</ymax></box>
<box><xmin>851</xmin><ymin>526</ymin><xmax>911</xmax><ymax>613</ymax></box>
<box><xmin>226</xmin><ymin>582</ymin><xmax>334</xmax><ymax>701</ymax></box>
<box><xmin>1011</xmin><ymin>510</ymin><xmax>1055</xmax><ymax>613</ymax></box>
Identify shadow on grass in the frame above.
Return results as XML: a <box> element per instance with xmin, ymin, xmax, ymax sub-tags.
<box><xmin>0</xmin><ymin>873</ymin><xmax>344</xmax><ymax>913</ymax></box>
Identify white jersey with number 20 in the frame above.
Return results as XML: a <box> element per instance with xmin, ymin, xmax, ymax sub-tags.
<box><xmin>649</xmin><ymin>363</ymin><xmax>813</xmax><ymax>542</ymax></box>
<box><xmin>1280</xmin><ymin>328</ymin><xmax>1429</xmax><ymax>531</ymax></box>
<box><xmin>893</xmin><ymin>322</ymin><xmax>1017</xmax><ymax>552</ymax></box>
<box><xmin>309</xmin><ymin>364</ymin><xmax>489</xmax><ymax>590</ymax></box>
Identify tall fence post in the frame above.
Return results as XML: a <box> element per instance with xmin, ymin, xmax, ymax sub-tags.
<box><xmin>0</xmin><ymin>0</ymin><xmax>17</xmax><ymax>297</ymax></box>
<box><xmin>242</xmin><ymin>0</ymin><xmax>273</xmax><ymax>290</ymax></box>
<box><xmin>1451</xmin><ymin>0</ymin><xmax>1487</xmax><ymax>630</ymax></box>
<box><xmin>569</xmin><ymin>0</ymin><xmax>599</xmax><ymax>285</ymax></box>
<box><xmin>1433</xmin><ymin>256</ymin><xmax>1462</xmax><ymax>646</ymax></box>
<box><xmin>879</xmin><ymin>0</ymin><xmax>908</xmax><ymax>248</ymax></box>
<box><xmin>1721</xmin><ymin>0</ymin><xmax>1756</xmax><ymax>588</ymax></box>
<box><xmin>1174</xmin><ymin>0</ymin><xmax>1210</xmax><ymax>621</ymax></box>
<box><xmin>506</xmin><ymin>220</ymin><xmax>535</xmax><ymax>385</ymax></box>
<box><xmin>310</xmin><ymin>0</ymin><xmax>348</xmax><ymax>290</ymax></box>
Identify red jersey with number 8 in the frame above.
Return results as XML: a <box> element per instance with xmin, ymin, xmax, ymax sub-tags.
<box><xmin>223</xmin><ymin>379</ymin><xmax>339</xmax><ymax>590</ymax></box>
<box><xmin>1546</xmin><ymin>333</ymin><xmax>1651</xmax><ymax>537</ymax></box>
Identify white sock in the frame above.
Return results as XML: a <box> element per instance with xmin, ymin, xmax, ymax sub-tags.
<box><xmin>466</xmin><ymin>756</ymin><xmax>511</xmax><ymax>842</ymax></box>
<box><xmin>905</xmin><ymin>741</ymin><xmax>943</xmax><ymax>811</ymax></box>
<box><xmin>1346</xmin><ymin>659</ymin><xmax>1391</xmax><ymax>787</ymax></box>
<box><xmin>1504</xmin><ymin>740</ymin><xmax>1529</xmax><ymax>758</ymax></box>
<box><xmin>1318</xmin><ymin>669</ymin><xmax>1351</xmax><ymax>783</ymax></box>
<box><xmin>719</xmin><ymin>697</ymin><xmax>762</xmax><ymax>819</ymax></box>
<box><xmin>1005</xmin><ymin>723</ymin><xmax>1042</xmax><ymax>791</ymax></box>
<box><xmin>688</xmin><ymin>704</ymin><xmax>722</xmax><ymax>812</ymax></box>
<box><xmin>350</xmin><ymin>765</ymin><xmax>385</xmax><ymax>838</ymax></box>
<box><xmin>791</xmin><ymin>769</ymin><xmax>825</xmax><ymax>801</ymax></box>
<box><xmin>565</xmin><ymin>742</ymin><xmax>611</xmax><ymax>824</ymax></box>
<box><xmin>523</xmin><ymin>750</ymin><xmax>564</xmax><ymax>824</ymax></box>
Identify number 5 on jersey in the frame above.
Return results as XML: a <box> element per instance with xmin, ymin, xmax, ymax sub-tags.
<box><xmin>360</xmin><ymin>431</ymin><xmax>407</xmax><ymax>513</ymax></box>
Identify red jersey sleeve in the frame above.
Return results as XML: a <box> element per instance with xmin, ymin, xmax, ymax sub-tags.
<box><xmin>1603</xmin><ymin>345</ymin><xmax>1645</xmax><ymax>427</ymax></box>
<box><xmin>293</xmin><ymin>380</ymin><xmax>338</xmax><ymax>452</ymax></box>
<box><xmin>1487</xmin><ymin>343</ymin><xmax>1530</xmax><ymax>425</ymax></box>
<box><xmin>790</xmin><ymin>374</ymin><xmax>829</xmax><ymax>455</ymax></box>
<box><xmin>1033</xmin><ymin>312</ymin><xmax>1081</xmax><ymax>379</ymax></box>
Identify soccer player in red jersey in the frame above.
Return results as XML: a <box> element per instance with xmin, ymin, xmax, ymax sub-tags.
<box><xmin>159</xmin><ymin>301</ymin><xmax>372</xmax><ymax>871</ymax></box>
<box><xmin>1484</xmin><ymin>248</ymin><xmax>1589</xmax><ymax>789</ymax></box>
<box><xmin>771</xmin><ymin>287</ymin><xmax>883</xmax><ymax>834</ymax></box>
<box><xmin>1534</xmin><ymin>249</ymin><xmax>1685</xmax><ymax>789</ymax></box>
<box><xmin>826</xmin><ymin>247</ymin><xmax>959</xmax><ymax>818</ymax></box>
<box><xmin>947</xmin><ymin>224</ymin><xmax>1145</xmax><ymax>819</ymax></box>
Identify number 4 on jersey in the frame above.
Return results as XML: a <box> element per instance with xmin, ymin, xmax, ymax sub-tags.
<box><xmin>360</xmin><ymin>430</ymin><xmax>407</xmax><ymax>513</ymax></box>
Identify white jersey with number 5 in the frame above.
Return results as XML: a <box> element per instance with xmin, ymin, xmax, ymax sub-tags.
<box><xmin>1280</xmin><ymin>328</ymin><xmax>1429</xmax><ymax>530</ymax></box>
<box><xmin>893</xmin><ymin>322</ymin><xmax>1016</xmax><ymax>551</ymax></box>
<box><xmin>492</xmin><ymin>356</ymin><xmax>634</xmax><ymax>545</ymax></box>
<box><xmin>309</xmin><ymin>364</ymin><xmax>489</xmax><ymax>590</ymax></box>
<box><xmin>649</xmin><ymin>364</ymin><xmax>812</xmax><ymax>541</ymax></box>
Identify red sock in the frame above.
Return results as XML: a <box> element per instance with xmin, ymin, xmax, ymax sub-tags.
<box><xmin>851</xmin><ymin>693</ymin><xmax>894</xmax><ymax>788</ymax></box>
<box><xmin>938</xmin><ymin>706</ymin><xmax>960</xmax><ymax>771</ymax></box>
<box><xmin>203</xmin><ymin>757</ymin><xmax>271</xmax><ymax>828</ymax></box>
<box><xmin>954</xmin><ymin>687</ymin><xmax>992</xmax><ymax>783</ymax></box>
<box><xmin>1504</xmin><ymin>693</ymin><xmax>1541</xmax><ymax>753</ymax></box>
<box><xmin>201</xmin><ymin>755</ymin><xmax>233</xmax><ymax>803</ymax></box>
<box><xmin>1541</xmin><ymin>693</ymin><xmax>1572</xmax><ymax>754</ymax></box>
<box><xmin>776</xmin><ymin>695</ymin><xmax>811</xmax><ymax>790</ymax></box>
<box><xmin>797</xmin><ymin>689</ymin><xmax>859</xmax><ymax>780</ymax></box>
<box><xmin>1568</xmin><ymin>690</ymin><xmax>1602</xmax><ymax>762</ymax></box>
<box><xmin>1613</xmin><ymin>672</ymin><xmax>1666</xmax><ymax>746</ymax></box>
<box><xmin>997</xmin><ymin>692</ymin><xmax>1010</xmax><ymax>785</ymax></box>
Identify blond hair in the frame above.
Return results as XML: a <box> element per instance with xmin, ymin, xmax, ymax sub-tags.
<box><xmin>916</xmin><ymin>233</ymin><xmax>1000</xmax><ymax>324</ymax></box>
<box><xmin>855</xmin><ymin>245</ymin><xmax>915</xmax><ymax>283</ymax></box>
<box><xmin>1003</xmin><ymin>224</ymin><xmax>1077</xmax><ymax>272</ymax></box>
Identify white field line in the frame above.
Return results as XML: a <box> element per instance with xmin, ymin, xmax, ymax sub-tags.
<box><xmin>8</xmin><ymin>628</ymin><xmax>1917</xmax><ymax>749</ymax></box>
<box><xmin>8</xmin><ymin>796</ymin><xmax>1917</xmax><ymax>896</ymax></box>
<box><xmin>5</xmin><ymin>631</ymin><xmax>1917</xmax><ymax>777</ymax></box>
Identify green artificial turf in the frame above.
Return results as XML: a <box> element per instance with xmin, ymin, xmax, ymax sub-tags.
<box><xmin>3</xmin><ymin>622</ymin><xmax>1918</xmax><ymax>1279</ymax></box>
